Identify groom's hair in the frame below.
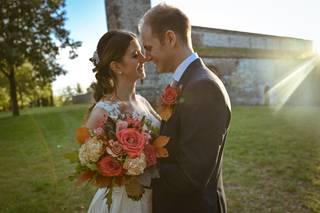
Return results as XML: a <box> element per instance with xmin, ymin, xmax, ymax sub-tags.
<box><xmin>139</xmin><ymin>3</ymin><xmax>191</xmax><ymax>45</ymax></box>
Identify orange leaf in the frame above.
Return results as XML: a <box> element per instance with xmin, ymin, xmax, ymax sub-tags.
<box><xmin>155</xmin><ymin>147</ymin><xmax>169</xmax><ymax>158</ymax></box>
<box><xmin>75</xmin><ymin>170</ymin><xmax>95</xmax><ymax>187</ymax></box>
<box><xmin>159</xmin><ymin>105</ymin><xmax>173</xmax><ymax>121</ymax></box>
<box><xmin>75</xmin><ymin>127</ymin><xmax>90</xmax><ymax>144</ymax></box>
<box><xmin>153</xmin><ymin>136</ymin><xmax>170</xmax><ymax>158</ymax></box>
<box><xmin>94</xmin><ymin>175</ymin><xmax>112</xmax><ymax>188</ymax></box>
<box><xmin>153</xmin><ymin>136</ymin><xmax>170</xmax><ymax>148</ymax></box>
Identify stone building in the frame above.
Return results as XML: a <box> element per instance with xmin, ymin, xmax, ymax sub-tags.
<box><xmin>100</xmin><ymin>0</ymin><xmax>320</xmax><ymax>106</ymax></box>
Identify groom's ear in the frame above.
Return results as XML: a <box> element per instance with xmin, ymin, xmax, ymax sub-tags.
<box><xmin>165</xmin><ymin>30</ymin><xmax>177</xmax><ymax>47</ymax></box>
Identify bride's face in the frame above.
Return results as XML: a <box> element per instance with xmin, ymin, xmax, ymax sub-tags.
<box><xmin>116</xmin><ymin>39</ymin><xmax>146</xmax><ymax>81</ymax></box>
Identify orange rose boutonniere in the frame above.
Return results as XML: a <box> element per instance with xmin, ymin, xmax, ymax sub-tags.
<box><xmin>153</xmin><ymin>84</ymin><xmax>182</xmax><ymax>158</ymax></box>
<box><xmin>158</xmin><ymin>84</ymin><xmax>181</xmax><ymax>121</ymax></box>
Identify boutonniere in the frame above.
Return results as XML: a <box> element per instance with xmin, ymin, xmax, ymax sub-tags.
<box><xmin>158</xmin><ymin>84</ymin><xmax>182</xmax><ymax>121</ymax></box>
<box><xmin>152</xmin><ymin>84</ymin><xmax>182</xmax><ymax>158</ymax></box>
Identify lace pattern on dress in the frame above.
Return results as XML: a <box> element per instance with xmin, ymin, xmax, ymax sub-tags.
<box><xmin>94</xmin><ymin>101</ymin><xmax>121</xmax><ymax>120</ymax></box>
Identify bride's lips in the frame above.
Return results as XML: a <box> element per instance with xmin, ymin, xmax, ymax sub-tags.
<box><xmin>137</xmin><ymin>64</ymin><xmax>144</xmax><ymax>72</ymax></box>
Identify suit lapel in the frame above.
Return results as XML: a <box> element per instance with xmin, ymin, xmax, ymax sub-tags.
<box><xmin>177</xmin><ymin>58</ymin><xmax>203</xmax><ymax>92</ymax></box>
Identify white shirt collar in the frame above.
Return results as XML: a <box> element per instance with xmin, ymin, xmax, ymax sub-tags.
<box><xmin>172</xmin><ymin>52</ymin><xmax>199</xmax><ymax>82</ymax></box>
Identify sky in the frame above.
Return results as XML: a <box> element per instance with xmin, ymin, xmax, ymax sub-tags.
<box><xmin>52</xmin><ymin>0</ymin><xmax>320</xmax><ymax>95</ymax></box>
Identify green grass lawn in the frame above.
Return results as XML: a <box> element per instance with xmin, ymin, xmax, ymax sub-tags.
<box><xmin>0</xmin><ymin>105</ymin><xmax>319</xmax><ymax>212</ymax></box>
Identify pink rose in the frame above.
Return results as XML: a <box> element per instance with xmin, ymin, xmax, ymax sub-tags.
<box><xmin>93</xmin><ymin>127</ymin><xmax>104</xmax><ymax>136</ymax></box>
<box><xmin>116</xmin><ymin>120</ymin><xmax>128</xmax><ymax>132</ymax></box>
<box><xmin>161</xmin><ymin>85</ymin><xmax>179</xmax><ymax>106</ymax></box>
<box><xmin>144</xmin><ymin>144</ymin><xmax>157</xmax><ymax>167</ymax></box>
<box><xmin>106</xmin><ymin>140</ymin><xmax>123</xmax><ymax>157</ymax></box>
<box><xmin>97</xmin><ymin>156</ymin><xmax>123</xmax><ymax>177</ymax></box>
<box><xmin>116</xmin><ymin>128</ymin><xmax>146</xmax><ymax>158</ymax></box>
<box><xmin>126</xmin><ymin>117</ymin><xmax>142</xmax><ymax>128</ymax></box>
<box><xmin>96</xmin><ymin>114</ymin><xmax>108</xmax><ymax>128</ymax></box>
<box><xmin>143</xmin><ymin>132</ymin><xmax>151</xmax><ymax>142</ymax></box>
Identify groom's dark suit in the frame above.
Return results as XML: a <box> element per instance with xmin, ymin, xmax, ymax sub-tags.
<box><xmin>153</xmin><ymin>58</ymin><xmax>231</xmax><ymax>213</ymax></box>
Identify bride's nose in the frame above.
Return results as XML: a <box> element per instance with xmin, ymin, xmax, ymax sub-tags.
<box><xmin>138</xmin><ymin>52</ymin><xmax>148</xmax><ymax>63</ymax></box>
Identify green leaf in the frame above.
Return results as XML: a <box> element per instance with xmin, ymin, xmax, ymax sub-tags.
<box><xmin>104</xmin><ymin>178</ymin><xmax>115</xmax><ymax>211</ymax></box>
<box><xmin>64</xmin><ymin>151</ymin><xmax>79</xmax><ymax>164</ymax></box>
<box><xmin>104</xmin><ymin>119</ymin><xmax>116</xmax><ymax>140</ymax></box>
<box><xmin>67</xmin><ymin>175</ymin><xmax>76</xmax><ymax>181</ymax></box>
<box><xmin>178</xmin><ymin>96</ymin><xmax>186</xmax><ymax>104</ymax></box>
<box><xmin>125</xmin><ymin>177</ymin><xmax>145</xmax><ymax>201</ymax></box>
<box><xmin>76</xmin><ymin>164</ymin><xmax>86</xmax><ymax>173</ymax></box>
<box><xmin>141</xmin><ymin>116</ymin><xmax>146</xmax><ymax>123</ymax></box>
<box><xmin>86</xmin><ymin>163</ymin><xmax>97</xmax><ymax>171</ymax></box>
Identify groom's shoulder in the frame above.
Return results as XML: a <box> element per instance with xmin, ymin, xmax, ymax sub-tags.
<box><xmin>185</xmin><ymin>68</ymin><xmax>220</xmax><ymax>92</ymax></box>
<box><xmin>183</xmin><ymin>76</ymin><xmax>219</xmax><ymax>97</ymax></box>
<box><xmin>184</xmin><ymin>65</ymin><xmax>230</xmax><ymax>105</ymax></box>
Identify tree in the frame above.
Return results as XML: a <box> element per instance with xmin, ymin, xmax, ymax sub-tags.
<box><xmin>0</xmin><ymin>72</ymin><xmax>9</xmax><ymax>111</ymax></box>
<box><xmin>75</xmin><ymin>83</ymin><xmax>83</xmax><ymax>95</ymax></box>
<box><xmin>0</xmin><ymin>0</ymin><xmax>81</xmax><ymax>116</ymax></box>
<box><xmin>56</xmin><ymin>85</ymin><xmax>74</xmax><ymax>105</ymax></box>
<box><xmin>0</xmin><ymin>62</ymin><xmax>55</xmax><ymax>109</ymax></box>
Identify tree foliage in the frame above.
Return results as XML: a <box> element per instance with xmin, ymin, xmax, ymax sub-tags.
<box><xmin>0</xmin><ymin>0</ymin><xmax>81</xmax><ymax>115</ymax></box>
<box><xmin>0</xmin><ymin>62</ymin><xmax>54</xmax><ymax>110</ymax></box>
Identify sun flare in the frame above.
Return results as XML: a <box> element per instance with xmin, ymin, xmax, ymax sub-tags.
<box><xmin>313</xmin><ymin>38</ymin><xmax>320</xmax><ymax>55</ymax></box>
<box><xmin>267</xmin><ymin>56</ymin><xmax>319</xmax><ymax>112</ymax></box>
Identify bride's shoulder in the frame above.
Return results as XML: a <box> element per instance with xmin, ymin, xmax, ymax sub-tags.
<box><xmin>136</xmin><ymin>94</ymin><xmax>152</xmax><ymax>107</ymax></box>
<box><xmin>85</xmin><ymin>95</ymin><xmax>121</xmax><ymax>129</ymax></box>
<box><xmin>94</xmin><ymin>95</ymin><xmax>121</xmax><ymax>116</ymax></box>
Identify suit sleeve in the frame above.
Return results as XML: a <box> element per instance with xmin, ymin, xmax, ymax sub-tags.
<box><xmin>161</xmin><ymin>80</ymin><xmax>230</xmax><ymax>194</ymax></box>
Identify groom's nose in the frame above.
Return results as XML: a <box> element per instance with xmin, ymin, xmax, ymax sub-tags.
<box><xmin>144</xmin><ymin>54</ymin><xmax>152</xmax><ymax>62</ymax></box>
<box><xmin>138</xmin><ymin>52</ymin><xmax>150</xmax><ymax>63</ymax></box>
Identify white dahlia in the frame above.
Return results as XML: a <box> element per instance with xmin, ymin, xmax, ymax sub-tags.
<box><xmin>123</xmin><ymin>153</ymin><xmax>147</xmax><ymax>176</ymax></box>
<box><xmin>79</xmin><ymin>137</ymin><xmax>104</xmax><ymax>166</ymax></box>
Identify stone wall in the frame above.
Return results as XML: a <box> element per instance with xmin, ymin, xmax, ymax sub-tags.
<box><xmin>105</xmin><ymin>0</ymin><xmax>151</xmax><ymax>34</ymax></box>
<box><xmin>189</xmin><ymin>26</ymin><xmax>316</xmax><ymax>105</ymax></box>
<box><xmin>203</xmin><ymin>58</ymin><xmax>308</xmax><ymax>105</ymax></box>
<box><xmin>192</xmin><ymin>26</ymin><xmax>312</xmax><ymax>53</ymax></box>
<box><xmin>100</xmin><ymin>1</ymin><xmax>319</xmax><ymax>106</ymax></box>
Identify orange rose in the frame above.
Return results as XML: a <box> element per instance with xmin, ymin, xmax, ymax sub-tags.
<box><xmin>161</xmin><ymin>85</ymin><xmax>179</xmax><ymax>106</ymax></box>
<box><xmin>97</xmin><ymin>156</ymin><xmax>123</xmax><ymax>177</ymax></box>
<box><xmin>116</xmin><ymin>128</ymin><xmax>146</xmax><ymax>158</ymax></box>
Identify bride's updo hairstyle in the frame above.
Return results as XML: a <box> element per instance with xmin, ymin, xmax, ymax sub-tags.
<box><xmin>88</xmin><ymin>30</ymin><xmax>137</xmax><ymax>112</ymax></box>
<box><xmin>90</xmin><ymin>30</ymin><xmax>137</xmax><ymax>101</ymax></box>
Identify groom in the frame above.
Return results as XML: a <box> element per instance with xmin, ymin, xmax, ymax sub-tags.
<box><xmin>139</xmin><ymin>3</ymin><xmax>231</xmax><ymax>213</ymax></box>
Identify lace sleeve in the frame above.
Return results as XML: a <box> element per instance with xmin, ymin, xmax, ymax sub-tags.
<box><xmin>94</xmin><ymin>101</ymin><xmax>120</xmax><ymax>119</ymax></box>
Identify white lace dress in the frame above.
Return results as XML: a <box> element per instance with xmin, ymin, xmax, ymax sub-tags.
<box><xmin>87</xmin><ymin>95</ymin><xmax>160</xmax><ymax>213</ymax></box>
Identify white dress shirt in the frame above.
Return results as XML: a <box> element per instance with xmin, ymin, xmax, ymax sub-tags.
<box><xmin>172</xmin><ymin>52</ymin><xmax>199</xmax><ymax>84</ymax></box>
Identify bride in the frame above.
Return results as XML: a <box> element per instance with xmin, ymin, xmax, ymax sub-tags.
<box><xmin>85</xmin><ymin>30</ymin><xmax>160</xmax><ymax>213</ymax></box>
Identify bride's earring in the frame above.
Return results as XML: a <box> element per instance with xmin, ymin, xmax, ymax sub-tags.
<box><xmin>117</xmin><ymin>71</ymin><xmax>123</xmax><ymax>75</ymax></box>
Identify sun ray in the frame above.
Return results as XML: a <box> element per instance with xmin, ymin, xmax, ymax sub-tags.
<box><xmin>267</xmin><ymin>56</ymin><xmax>320</xmax><ymax>111</ymax></box>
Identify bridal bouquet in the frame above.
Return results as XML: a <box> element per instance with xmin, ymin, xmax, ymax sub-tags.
<box><xmin>65</xmin><ymin>113</ymin><xmax>159</xmax><ymax>209</ymax></box>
